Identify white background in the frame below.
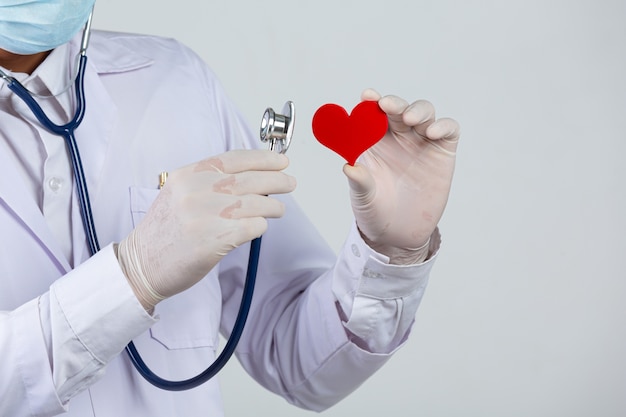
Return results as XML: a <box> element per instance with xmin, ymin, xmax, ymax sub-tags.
<box><xmin>94</xmin><ymin>1</ymin><xmax>626</xmax><ymax>416</ymax></box>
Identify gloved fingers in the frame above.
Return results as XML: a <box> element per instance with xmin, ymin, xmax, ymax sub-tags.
<box><xmin>360</xmin><ymin>88</ymin><xmax>382</xmax><ymax>101</ymax></box>
<box><xmin>191</xmin><ymin>217</ymin><xmax>270</xmax><ymax>260</ymax></box>
<box><xmin>218</xmin><ymin>194</ymin><xmax>287</xmax><ymax>220</ymax></box>
<box><xmin>402</xmin><ymin>99</ymin><xmax>437</xmax><ymax>137</ymax></box>
<box><xmin>343</xmin><ymin>163</ymin><xmax>376</xmax><ymax>203</ymax></box>
<box><xmin>424</xmin><ymin>117</ymin><xmax>461</xmax><ymax>154</ymax></box>
<box><xmin>378</xmin><ymin>94</ymin><xmax>412</xmax><ymax>134</ymax></box>
<box><xmin>194</xmin><ymin>149</ymin><xmax>290</xmax><ymax>174</ymax></box>
<box><xmin>227</xmin><ymin>216</ymin><xmax>270</xmax><ymax>246</ymax></box>
<box><xmin>212</xmin><ymin>171</ymin><xmax>296</xmax><ymax>196</ymax></box>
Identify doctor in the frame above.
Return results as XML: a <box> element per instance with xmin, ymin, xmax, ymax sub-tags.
<box><xmin>0</xmin><ymin>1</ymin><xmax>460</xmax><ymax>416</ymax></box>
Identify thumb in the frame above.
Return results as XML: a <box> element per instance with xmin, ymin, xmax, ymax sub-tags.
<box><xmin>343</xmin><ymin>163</ymin><xmax>376</xmax><ymax>205</ymax></box>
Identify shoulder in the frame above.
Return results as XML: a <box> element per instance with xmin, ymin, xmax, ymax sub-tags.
<box><xmin>90</xmin><ymin>30</ymin><xmax>191</xmax><ymax>55</ymax></box>
<box><xmin>86</xmin><ymin>30</ymin><xmax>216</xmax><ymax>80</ymax></box>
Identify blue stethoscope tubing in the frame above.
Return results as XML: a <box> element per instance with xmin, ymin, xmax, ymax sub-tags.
<box><xmin>126</xmin><ymin>237</ymin><xmax>262</xmax><ymax>390</ymax></box>
<box><xmin>3</xmin><ymin>48</ymin><xmax>261</xmax><ymax>392</ymax></box>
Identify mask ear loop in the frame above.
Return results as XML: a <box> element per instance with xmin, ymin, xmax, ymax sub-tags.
<box><xmin>0</xmin><ymin>8</ymin><xmax>94</xmax><ymax>100</ymax></box>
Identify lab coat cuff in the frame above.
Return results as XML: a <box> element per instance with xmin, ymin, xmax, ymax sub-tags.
<box><xmin>50</xmin><ymin>244</ymin><xmax>156</xmax><ymax>364</ymax></box>
<box><xmin>349</xmin><ymin>223</ymin><xmax>440</xmax><ymax>299</ymax></box>
<box><xmin>10</xmin><ymin>298</ymin><xmax>66</xmax><ymax>415</ymax></box>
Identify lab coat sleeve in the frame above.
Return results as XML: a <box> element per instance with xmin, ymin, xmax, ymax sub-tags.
<box><xmin>0</xmin><ymin>245</ymin><xmax>155</xmax><ymax>417</ymax></box>
<box><xmin>333</xmin><ymin>223</ymin><xmax>441</xmax><ymax>353</ymax></box>
<box><xmin>218</xmin><ymin>194</ymin><xmax>440</xmax><ymax>411</ymax></box>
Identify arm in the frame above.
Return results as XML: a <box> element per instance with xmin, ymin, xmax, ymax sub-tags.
<box><xmin>218</xmin><ymin>205</ymin><xmax>440</xmax><ymax>411</ymax></box>
<box><xmin>0</xmin><ymin>246</ymin><xmax>154</xmax><ymax>417</ymax></box>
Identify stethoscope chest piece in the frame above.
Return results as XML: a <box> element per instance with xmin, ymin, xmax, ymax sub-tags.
<box><xmin>260</xmin><ymin>101</ymin><xmax>295</xmax><ymax>154</ymax></box>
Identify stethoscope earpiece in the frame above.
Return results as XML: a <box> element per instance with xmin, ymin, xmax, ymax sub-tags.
<box><xmin>260</xmin><ymin>101</ymin><xmax>295</xmax><ymax>154</ymax></box>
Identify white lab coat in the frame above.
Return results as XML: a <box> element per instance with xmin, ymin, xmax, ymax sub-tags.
<box><xmin>0</xmin><ymin>31</ymin><xmax>438</xmax><ymax>417</ymax></box>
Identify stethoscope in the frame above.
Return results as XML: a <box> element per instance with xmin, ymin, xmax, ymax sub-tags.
<box><xmin>0</xmin><ymin>13</ymin><xmax>296</xmax><ymax>391</ymax></box>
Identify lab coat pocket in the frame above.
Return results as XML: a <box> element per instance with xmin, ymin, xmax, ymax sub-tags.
<box><xmin>149</xmin><ymin>276</ymin><xmax>221</xmax><ymax>350</ymax></box>
<box><xmin>129</xmin><ymin>187</ymin><xmax>221</xmax><ymax>351</ymax></box>
<box><xmin>129</xmin><ymin>186</ymin><xmax>160</xmax><ymax>227</ymax></box>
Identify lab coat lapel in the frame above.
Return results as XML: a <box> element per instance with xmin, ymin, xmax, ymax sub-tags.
<box><xmin>0</xmin><ymin>143</ymin><xmax>71</xmax><ymax>274</ymax></box>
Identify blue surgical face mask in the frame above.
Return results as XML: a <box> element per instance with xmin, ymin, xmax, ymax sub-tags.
<box><xmin>0</xmin><ymin>0</ymin><xmax>96</xmax><ymax>55</ymax></box>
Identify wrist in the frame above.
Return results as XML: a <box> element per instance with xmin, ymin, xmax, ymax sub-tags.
<box><xmin>114</xmin><ymin>234</ymin><xmax>163</xmax><ymax>312</ymax></box>
<box><xmin>359</xmin><ymin>231</ymin><xmax>431</xmax><ymax>265</ymax></box>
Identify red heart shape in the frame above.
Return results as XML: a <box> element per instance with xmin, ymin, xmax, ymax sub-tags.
<box><xmin>312</xmin><ymin>101</ymin><xmax>388</xmax><ymax>165</ymax></box>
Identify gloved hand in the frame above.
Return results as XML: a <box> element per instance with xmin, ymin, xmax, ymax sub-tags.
<box><xmin>344</xmin><ymin>89</ymin><xmax>460</xmax><ymax>265</ymax></box>
<box><xmin>116</xmin><ymin>149</ymin><xmax>296</xmax><ymax>311</ymax></box>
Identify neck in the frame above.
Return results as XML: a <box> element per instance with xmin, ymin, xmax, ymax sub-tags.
<box><xmin>0</xmin><ymin>49</ymin><xmax>51</xmax><ymax>74</ymax></box>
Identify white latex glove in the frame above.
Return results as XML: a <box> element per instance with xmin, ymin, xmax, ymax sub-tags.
<box><xmin>117</xmin><ymin>149</ymin><xmax>296</xmax><ymax>310</ymax></box>
<box><xmin>344</xmin><ymin>89</ymin><xmax>460</xmax><ymax>265</ymax></box>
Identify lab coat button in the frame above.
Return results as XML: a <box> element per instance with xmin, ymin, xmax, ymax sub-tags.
<box><xmin>351</xmin><ymin>244</ymin><xmax>361</xmax><ymax>258</ymax></box>
<box><xmin>48</xmin><ymin>177</ymin><xmax>63</xmax><ymax>192</ymax></box>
